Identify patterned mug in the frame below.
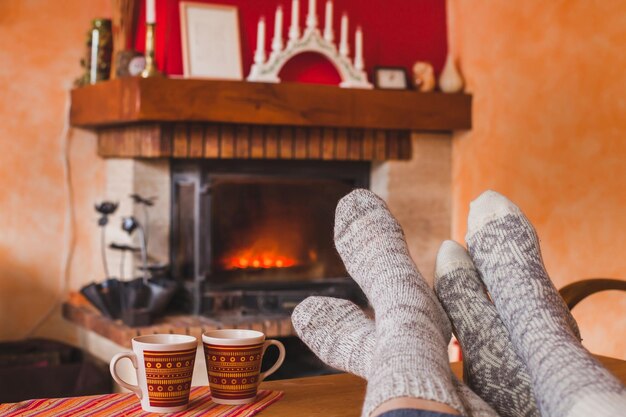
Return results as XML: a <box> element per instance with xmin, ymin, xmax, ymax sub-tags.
<box><xmin>110</xmin><ymin>334</ymin><xmax>197</xmax><ymax>413</ymax></box>
<box><xmin>203</xmin><ymin>329</ymin><xmax>286</xmax><ymax>405</ymax></box>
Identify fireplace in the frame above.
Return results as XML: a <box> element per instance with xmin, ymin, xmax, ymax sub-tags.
<box><xmin>171</xmin><ymin>159</ymin><xmax>369</xmax><ymax>317</ymax></box>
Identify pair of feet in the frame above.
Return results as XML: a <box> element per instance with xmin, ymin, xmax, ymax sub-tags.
<box><xmin>292</xmin><ymin>190</ymin><xmax>625</xmax><ymax>417</ymax></box>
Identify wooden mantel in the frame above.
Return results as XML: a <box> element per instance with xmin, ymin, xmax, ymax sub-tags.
<box><xmin>70</xmin><ymin>78</ymin><xmax>471</xmax><ymax>130</ymax></box>
<box><xmin>69</xmin><ymin>78</ymin><xmax>471</xmax><ymax>160</ymax></box>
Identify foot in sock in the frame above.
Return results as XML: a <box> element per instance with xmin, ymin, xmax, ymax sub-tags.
<box><xmin>333</xmin><ymin>189</ymin><xmax>465</xmax><ymax>417</ymax></box>
<box><xmin>292</xmin><ymin>296</ymin><xmax>498</xmax><ymax>417</ymax></box>
<box><xmin>466</xmin><ymin>190</ymin><xmax>626</xmax><ymax>417</ymax></box>
<box><xmin>434</xmin><ymin>240</ymin><xmax>538</xmax><ymax>417</ymax></box>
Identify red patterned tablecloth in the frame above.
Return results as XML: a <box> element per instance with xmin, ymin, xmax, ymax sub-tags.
<box><xmin>0</xmin><ymin>387</ymin><xmax>283</xmax><ymax>416</ymax></box>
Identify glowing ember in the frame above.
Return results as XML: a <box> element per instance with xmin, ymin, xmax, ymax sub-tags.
<box><xmin>225</xmin><ymin>253</ymin><xmax>297</xmax><ymax>270</ymax></box>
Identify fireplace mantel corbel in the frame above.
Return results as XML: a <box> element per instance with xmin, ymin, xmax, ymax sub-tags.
<box><xmin>69</xmin><ymin>78</ymin><xmax>472</xmax><ymax>161</ymax></box>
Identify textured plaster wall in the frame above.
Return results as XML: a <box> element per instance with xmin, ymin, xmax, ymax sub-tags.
<box><xmin>0</xmin><ymin>0</ymin><xmax>110</xmax><ymax>341</ymax></box>
<box><xmin>1</xmin><ymin>0</ymin><xmax>623</xmax><ymax>364</ymax></box>
<box><xmin>450</xmin><ymin>1</ymin><xmax>626</xmax><ymax>359</ymax></box>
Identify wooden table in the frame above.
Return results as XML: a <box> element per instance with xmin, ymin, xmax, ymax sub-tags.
<box><xmin>1</xmin><ymin>355</ymin><xmax>622</xmax><ymax>416</ymax></box>
<box><xmin>260</xmin><ymin>356</ymin><xmax>626</xmax><ymax>417</ymax></box>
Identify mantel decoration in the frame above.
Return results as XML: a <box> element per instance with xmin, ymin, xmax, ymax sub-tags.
<box><xmin>111</xmin><ymin>0</ymin><xmax>140</xmax><ymax>78</ymax></box>
<box><xmin>180</xmin><ymin>2</ymin><xmax>243</xmax><ymax>80</ymax></box>
<box><xmin>412</xmin><ymin>61</ymin><xmax>436</xmax><ymax>92</ymax></box>
<box><xmin>75</xmin><ymin>18</ymin><xmax>113</xmax><ymax>86</ymax></box>
<box><xmin>141</xmin><ymin>0</ymin><xmax>161</xmax><ymax>78</ymax></box>
<box><xmin>438</xmin><ymin>0</ymin><xmax>464</xmax><ymax>93</ymax></box>
<box><xmin>80</xmin><ymin>194</ymin><xmax>176</xmax><ymax>327</ymax></box>
<box><xmin>247</xmin><ymin>0</ymin><xmax>373</xmax><ymax>89</ymax></box>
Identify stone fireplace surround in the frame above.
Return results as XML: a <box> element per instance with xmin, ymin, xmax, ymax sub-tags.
<box><xmin>104</xmin><ymin>133</ymin><xmax>452</xmax><ymax>290</ymax></box>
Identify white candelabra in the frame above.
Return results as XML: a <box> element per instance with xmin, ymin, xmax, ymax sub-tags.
<box><xmin>247</xmin><ymin>0</ymin><xmax>373</xmax><ymax>89</ymax></box>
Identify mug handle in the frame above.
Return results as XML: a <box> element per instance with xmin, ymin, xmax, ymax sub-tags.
<box><xmin>259</xmin><ymin>339</ymin><xmax>286</xmax><ymax>382</ymax></box>
<box><xmin>110</xmin><ymin>352</ymin><xmax>143</xmax><ymax>399</ymax></box>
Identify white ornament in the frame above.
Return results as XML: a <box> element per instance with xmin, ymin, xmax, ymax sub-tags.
<box><xmin>438</xmin><ymin>52</ymin><xmax>464</xmax><ymax>93</ymax></box>
<box><xmin>247</xmin><ymin>0</ymin><xmax>372</xmax><ymax>89</ymax></box>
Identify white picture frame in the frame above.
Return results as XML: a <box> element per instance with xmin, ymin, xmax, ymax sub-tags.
<box><xmin>180</xmin><ymin>2</ymin><xmax>243</xmax><ymax>80</ymax></box>
<box><xmin>374</xmin><ymin>67</ymin><xmax>409</xmax><ymax>90</ymax></box>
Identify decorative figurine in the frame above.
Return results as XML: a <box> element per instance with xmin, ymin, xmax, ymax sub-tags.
<box><xmin>130</xmin><ymin>194</ymin><xmax>156</xmax><ymax>251</ymax></box>
<box><xmin>94</xmin><ymin>201</ymin><xmax>119</xmax><ymax>278</ymax></box>
<box><xmin>82</xmin><ymin>195</ymin><xmax>176</xmax><ymax>327</ymax></box>
<box><xmin>109</xmin><ymin>242</ymin><xmax>139</xmax><ymax>281</ymax></box>
<box><xmin>122</xmin><ymin>216</ymin><xmax>149</xmax><ymax>285</ymax></box>
<box><xmin>412</xmin><ymin>61</ymin><xmax>436</xmax><ymax>92</ymax></box>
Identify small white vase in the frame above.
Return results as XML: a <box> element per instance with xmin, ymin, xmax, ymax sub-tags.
<box><xmin>438</xmin><ymin>52</ymin><xmax>464</xmax><ymax>93</ymax></box>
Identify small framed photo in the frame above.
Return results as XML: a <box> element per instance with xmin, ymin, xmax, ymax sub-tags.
<box><xmin>180</xmin><ymin>2</ymin><xmax>243</xmax><ymax>80</ymax></box>
<box><xmin>373</xmin><ymin>67</ymin><xmax>409</xmax><ymax>90</ymax></box>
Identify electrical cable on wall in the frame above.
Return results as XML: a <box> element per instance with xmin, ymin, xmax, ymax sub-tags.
<box><xmin>24</xmin><ymin>89</ymin><xmax>76</xmax><ymax>338</ymax></box>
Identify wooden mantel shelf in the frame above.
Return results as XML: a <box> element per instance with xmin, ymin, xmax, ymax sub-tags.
<box><xmin>70</xmin><ymin>77</ymin><xmax>471</xmax><ymax>131</ymax></box>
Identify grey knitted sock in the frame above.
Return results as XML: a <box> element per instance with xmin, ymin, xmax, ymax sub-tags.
<box><xmin>292</xmin><ymin>296</ymin><xmax>498</xmax><ymax>417</ymax></box>
<box><xmin>466</xmin><ymin>190</ymin><xmax>626</xmax><ymax>417</ymax></box>
<box><xmin>434</xmin><ymin>240</ymin><xmax>538</xmax><ymax>417</ymax></box>
<box><xmin>334</xmin><ymin>189</ymin><xmax>465</xmax><ymax>417</ymax></box>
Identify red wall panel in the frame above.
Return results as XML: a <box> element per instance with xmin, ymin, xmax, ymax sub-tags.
<box><xmin>135</xmin><ymin>0</ymin><xmax>448</xmax><ymax>84</ymax></box>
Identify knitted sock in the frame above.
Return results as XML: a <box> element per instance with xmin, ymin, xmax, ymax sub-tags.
<box><xmin>434</xmin><ymin>240</ymin><xmax>538</xmax><ymax>417</ymax></box>
<box><xmin>334</xmin><ymin>189</ymin><xmax>465</xmax><ymax>417</ymax></box>
<box><xmin>292</xmin><ymin>296</ymin><xmax>498</xmax><ymax>417</ymax></box>
<box><xmin>465</xmin><ymin>190</ymin><xmax>626</xmax><ymax>417</ymax></box>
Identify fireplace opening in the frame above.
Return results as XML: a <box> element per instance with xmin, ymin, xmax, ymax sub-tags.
<box><xmin>171</xmin><ymin>160</ymin><xmax>369</xmax><ymax>317</ymax></box>
<box><xmin>210</xmin><ymin>177</ymin><xmax>350</xmax><ymax>285</ymax></box>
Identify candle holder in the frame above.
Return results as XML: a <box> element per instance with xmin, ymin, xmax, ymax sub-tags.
<box><xmin>247</xmin><ymin>0</ymin><xmax>372</xmax><ymax>89</ymax></box>
<box><xmin>141</xmin><ymin>23</ymin><xmax>162</xmax><ymax>78</ymax></box>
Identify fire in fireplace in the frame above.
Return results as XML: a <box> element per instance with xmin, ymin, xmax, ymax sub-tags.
<box><xmin>210</xmin><ymin>177</ymin><xmax>351</xmax><ymax>284</ymax></box>
<box><xmin>171</xmin><ymin>160</ymin><xmax>369</xmax><ymax>316</ymax></box>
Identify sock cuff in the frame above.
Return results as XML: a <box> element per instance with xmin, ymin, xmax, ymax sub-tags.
<box><xmin>362</xmin><ymin>370</ymin><xmax>466</xmax><ymax>417</ymax></box>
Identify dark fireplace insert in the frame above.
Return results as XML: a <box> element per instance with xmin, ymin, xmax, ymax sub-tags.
<box><xmin>171</xmin><ymin>159</ymin><xmax>369</xmax><ymax>317</ymax></box>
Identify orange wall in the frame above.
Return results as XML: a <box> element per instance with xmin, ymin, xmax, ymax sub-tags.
<box><xmin>0</xmin><ymin>0</ymin><xmax>109</xmax><ymax>341</ymax></box>
<box><xmin>450</xmin><ymin>1</ymin><xmax>626</xmax><ymax>358</ymax></box>
<box><xmin>1</xmin><ymin>1</ymin><xmax>623</xmax><ymax>361</ymax></box>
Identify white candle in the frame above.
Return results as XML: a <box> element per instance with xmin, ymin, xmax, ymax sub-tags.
<box><xmin>306</xmin><ymin>0</ymin><xmax>318</xmax><ymax>29</ymax></box>
<box><xmin>146</xmin><ymin>0</ymin><xmax>155</xmax><ymax>24</ymax></box>
<box><xmin>289</xmin><ymin>0</ymin><xmax>300</xmax><ymax>40</ymax></box>
<box><xmin>254</xmin><ymin>17</ymin><xmax>266</xmax><ymax>63</ymax></box>
<box><xmin>272</xmin><ymin>7</ymin><xmax>284</xmax><ymax>52</ymax></box>
<box><xmin>323</xmin><ymin>0</ymin><xmax>333</xmax><ymax>42</ymax></box>
<box><xmin>89</xmin><ymin>28</ymin><xmax>99</xmax><ymax>83</ymax></box>
<box><xmin>354</xmin><ymin>26</ymin><xmax>364</xmax><ymax>70</ymax></box>
<box><xmin>339</xmin><ymin>13</ymin><xmax>349</xmax><ymax>56</ymax></box>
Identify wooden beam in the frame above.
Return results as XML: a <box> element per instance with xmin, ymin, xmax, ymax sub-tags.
<box><xmin>71</xmin><ymin>78</ymin><xmax>472</xmax><ymax>131</ymax></box>
<box><xmin>96</xmin><ymin>123</ymin><xmax>412</xmax><ymax>160</ymax></box>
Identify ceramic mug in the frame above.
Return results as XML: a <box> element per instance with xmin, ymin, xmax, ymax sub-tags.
<box><xmin>202</xmin><ymin>329</ymin><xmax>286</xmax><ymax>405</ymax></box>
<box><xmin>110</xmin><ymin>334</ymin><xmax>197</xmax><ymax>413</ymax></box>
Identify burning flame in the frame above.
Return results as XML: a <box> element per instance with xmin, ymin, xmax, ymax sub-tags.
<box><xmin>224</xmin><ymin>252</ymin><xmax>298</xmax><ymax>270</ymax></box>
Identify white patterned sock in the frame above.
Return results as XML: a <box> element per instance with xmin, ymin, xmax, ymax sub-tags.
<box><xmin>466</xmin><ymin>190</ymin><xmax>626</xmax><ymax>417</ymax></box>
<box><xmin>292</xmin><ymin>296</ymin><xmax>498</xmax><ymax>417</ymax></box>
<box><xmin>334</xmin><ymin>189</ymin><xmax>466</xmax><ymax>417</ymax></box>
<box><xmin>435</xmin><ymin>240</ymin><xmax>538</xmax><ymax>417</ymax></box>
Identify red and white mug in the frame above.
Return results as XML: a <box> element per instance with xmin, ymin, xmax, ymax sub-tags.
<box><xmin>110</xmin><ymin>334</ymin><xmax>197</xmax><ymax>413</ymax></box>
<box><xmin>202</xmin><ymin>329</ymin><xmax>286</xmax><ymax>405</ymax></box>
